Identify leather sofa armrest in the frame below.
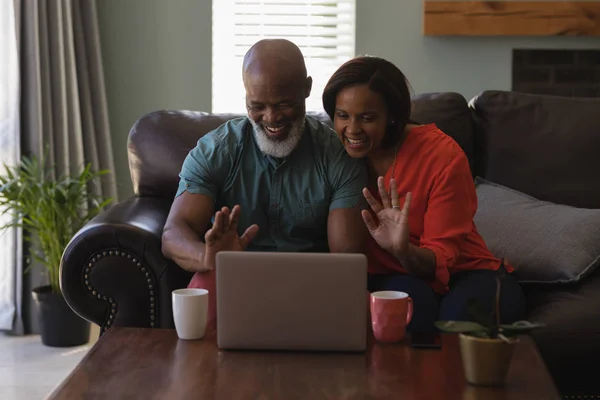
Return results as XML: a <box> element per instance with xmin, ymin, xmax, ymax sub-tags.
<box><xmin>60</xmin><ymin>196</ymin><xmax>193</xmax><ymax>336</ymax></box>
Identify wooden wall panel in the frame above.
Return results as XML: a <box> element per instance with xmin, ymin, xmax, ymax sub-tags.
<box><xmin>423</xmin><ymin>1</ymin><xmax>600</xmax><ymax>36</ymax></box>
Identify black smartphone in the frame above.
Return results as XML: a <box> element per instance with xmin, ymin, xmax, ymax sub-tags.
<box><xmin>410</xmin><ymin>332</ymin><xmax>442</xmax><ymax>349</ymax></box>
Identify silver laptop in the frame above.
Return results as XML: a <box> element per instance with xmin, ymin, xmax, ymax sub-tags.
<box><xmin>216</xmin><ymin>251</ymin><xmax>368</xmax><ymax>352</ymax></box>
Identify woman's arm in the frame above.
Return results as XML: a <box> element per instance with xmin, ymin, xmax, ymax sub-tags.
<box><xmin>362</xmin><ymin>180</ymin><xmax>436</xmax><ymax>281</ymax></box>
<box><xmin>362</xmin><ymin>149</ymin><xmax>476</xmax><ymax>285</ymax></box>
<box><xmin>416</xmin><ymin>150</ymin><xmax>477</xmax><ymax>286</ymax></box>
<box><xmin>393</xmin><ymin>244</ymin><xmax>437</xmax><ymax>281</ymax></box>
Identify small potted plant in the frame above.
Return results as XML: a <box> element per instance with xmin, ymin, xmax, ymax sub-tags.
<box><xmin>435</xmin><ymin>275</ymin><xmax>544</xmax><ymax>386</ymax></box>
<box><xmin>0</xmin><ymin>153</ymin><xmax>112</xmax><ymax>347</ymax></box>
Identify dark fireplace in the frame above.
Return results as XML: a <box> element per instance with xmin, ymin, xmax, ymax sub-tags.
<box><xmin>512</xmin><ymin>49</ymin><xmax>600</xmax><ymax>98</ymax></box>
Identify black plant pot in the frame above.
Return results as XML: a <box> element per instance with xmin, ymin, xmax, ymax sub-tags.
<box><xmin>32</xmin><ymin>285</ymin><xmax>90</xmax><ymax>347</ymax></box>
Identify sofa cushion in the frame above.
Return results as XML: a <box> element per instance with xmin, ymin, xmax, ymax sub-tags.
<box><xmin>525</xmin><ymin>269</ymin><xmax>600</xmax><ymax>394</ymax></box>
<box><xmin>128</xmin><ymin>92</ymin><xmax>477</xmax><ymax>200</ymax></box>
<box><xmin>473</xmin><ymin>177</ymin><xmax>600</xmax><ymax>284</ymax></box>
<box><xmin>469</xmin><ymin>90</ymin><xmax>600</xmax><ymax>208</ymax></box>
<box><xmin>128</xmin><ymin>111</ymin><xmax>239</xmax><ymax>199</ymax></box>
<box><xmin>410</xmin><ymin>92</ymin><xmax>475</xmax><ymax>174</ymax></box>
<box><xmin>128</xmin><ymin>111</ymin><xmax>334</xmax><ymax>199</ymax></box>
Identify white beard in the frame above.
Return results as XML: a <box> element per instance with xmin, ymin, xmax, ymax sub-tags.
<box><xmin>250</xmin><ymin>118</ymin><xmax>305</xmax><ymax>159</ymax></box>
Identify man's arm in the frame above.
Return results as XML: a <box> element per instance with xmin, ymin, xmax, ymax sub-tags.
<box><xmin>328</xmin><ymin>207</ymin><xmax>368</xmax><ymax>253</ymax></box>
<box><xmin>326</xmin><ymin>137</ymin><xmax>370</xmax><ymax>253</ymax></box>
<box><xmin>162</xmin><ymin>192</ymin><xmax>215</xmax><ymax>273</ymax></box>
<box><xmin>162</xmin><ymin>123</ymin><xmax>236</xmax><ymax>272</ymax></box>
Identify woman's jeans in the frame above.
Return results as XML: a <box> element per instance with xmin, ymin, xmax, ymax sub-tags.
<box><xmin>368</xmin><ymin>266</ymin><xmax>527</xmax><ymax>333</ymax></box>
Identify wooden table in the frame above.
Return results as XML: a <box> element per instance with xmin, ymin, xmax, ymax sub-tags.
<box><xmin>48</xmin><ymin>327</ymin><xmax>560</xmax><ymax>399</ymax></box>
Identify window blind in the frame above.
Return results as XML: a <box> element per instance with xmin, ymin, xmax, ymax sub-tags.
<box><xmin>212</xmin><ymin>0</ymin><xmax>356</xmax><ymax>113</ymax></box>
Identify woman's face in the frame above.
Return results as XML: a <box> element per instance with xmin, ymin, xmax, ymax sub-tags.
<box><xmin>333</xmin><ymin>84</ymin><xmax>389</xmax><ymax>159</ymax></box>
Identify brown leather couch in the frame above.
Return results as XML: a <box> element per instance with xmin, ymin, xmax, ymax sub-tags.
<box><xmin>60</xmin><ymin>91</ymin><xmax>600</xmax><ymax>396</ymax></box>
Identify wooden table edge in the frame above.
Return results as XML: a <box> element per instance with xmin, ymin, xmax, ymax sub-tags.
<box><xmin>46</xmin><ymin>327</ymin><xmax>117</xmax><ymax>399</ymax></box>
<box><xmin>45</xmin><ymin>327</ymin><xmax>562</xmax><ymax>400</ymax></box>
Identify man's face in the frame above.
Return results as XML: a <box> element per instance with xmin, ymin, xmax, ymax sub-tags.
<box><xmin>244</xmin><ymin>72</ymin><xmax>312</xmax><ymax>158</ymax></box>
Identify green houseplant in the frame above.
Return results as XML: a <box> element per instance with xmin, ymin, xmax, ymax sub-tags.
<box><xmin>435</xmin><ymin>275</ymin><xmax>544</xmax><ymax>386</ymax></box>
<box><xmin>0</xmin><ymin>153</ymin><xmax>112</xmax><ymax>346</ymax></box>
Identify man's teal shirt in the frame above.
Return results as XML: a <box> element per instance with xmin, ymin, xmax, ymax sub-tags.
<box><xmin>176</xmin><ymin>116</ymin><xmax>368</xmax><ymax>252</ymax></box>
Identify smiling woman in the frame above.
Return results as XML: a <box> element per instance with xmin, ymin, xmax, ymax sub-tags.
<box><xmin>0</xmin><ymin>0</ymin><xmax>22</xmax><ymax>332</ymax></box>
<box><xmin>321</xmin><ymin>56</ymin><xmax>527</xmax><ymax>334</ymax></box>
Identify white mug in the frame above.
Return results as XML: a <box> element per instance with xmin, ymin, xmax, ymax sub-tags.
<box><xmin>172</xmin><ymin>288</ymin><xmax>209</xmax><ymax>340</ymax></box>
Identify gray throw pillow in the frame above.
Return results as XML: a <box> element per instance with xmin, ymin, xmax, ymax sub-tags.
<box><xmin>473</xmin><ymin>177</ymin><xmax>600</xmax><ymax>284</ymax></box>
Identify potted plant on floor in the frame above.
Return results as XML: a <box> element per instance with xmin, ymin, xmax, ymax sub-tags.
<box><xmin>0</xmin><ymin>154</ymin><xmax>112</xmax><ymax>347</ymax></box>
<box><xmin>435</xmin><ymin>275</ymin><xmax>545</xmax><ymax>386</ymax></box>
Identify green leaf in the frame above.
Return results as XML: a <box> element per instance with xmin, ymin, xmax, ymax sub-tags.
<box><xmin>435</xmin><ymin>320</ymin><xmax>487</xmax><ymax>334</ymax></box>
<box><xmin>499</xmin><ymin>320</ymin><xmax>546</xmax><ymax>337</ymax></box>
<box><xmin>0</xmin><ymin>151</ymin><xmax>113</xmax><ymax>294</ymax></box>
<box><xmin>500</xmin><ymin>320</ymin><xmax>544</xmax><ymax>329</ymax></box>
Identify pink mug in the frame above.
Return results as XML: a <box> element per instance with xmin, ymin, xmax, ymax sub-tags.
<box><xmin>370</xmin><ymin>291</ymin><xmax>413</xmax><ymax>343</ymax></box>
<box><xmin>187</xmin><ymin>271</ymin><xmax>217</xmax><ymax>331</ymax></box>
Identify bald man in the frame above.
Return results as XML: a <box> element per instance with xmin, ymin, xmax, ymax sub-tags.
<box><xmin>162</xmin><ymin>39</ymin><xmax>368</xmax><ymax>323</ymax></box>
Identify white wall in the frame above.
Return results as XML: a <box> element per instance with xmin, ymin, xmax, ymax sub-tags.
<box><xmin>97</xmin><ymin>0</ymin><xmax>211</xmax><ymax>200</ymax></box>
<box><xmin>98</xmin><ymin>0</ymin><xmax>600</xmax><ymax>200</ymax></box>
<box><xmin>356</xmin><ymin>0</ymin><xmax>600</xmax><ymax>100</ymax></box>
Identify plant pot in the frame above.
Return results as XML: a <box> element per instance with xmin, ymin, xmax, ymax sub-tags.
<box><xmin>32</xmin><ymin>285</ymin><xmax>90</xmax><ymax>347</ymax></box>
<box><xmin>459</xmin><ymin>333</ymin><xmax>517</xmax><ymax>386</ymax></box>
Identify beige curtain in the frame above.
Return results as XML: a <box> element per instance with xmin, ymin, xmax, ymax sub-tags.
<box><xmin>19</xmin><ymin>0</ymin><xmax>117</xmax><ymax>196</ymax></box>
<box><xmin>12</xmin><ymin>0</ymin><xmax>117</xmax><ymax>333</ymax></box>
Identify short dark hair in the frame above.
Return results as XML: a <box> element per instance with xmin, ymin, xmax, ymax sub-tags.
<box><xmin>322</xmin><ymin>56</ymin><xmax>413</xmax><ymax>148</ymax></box>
